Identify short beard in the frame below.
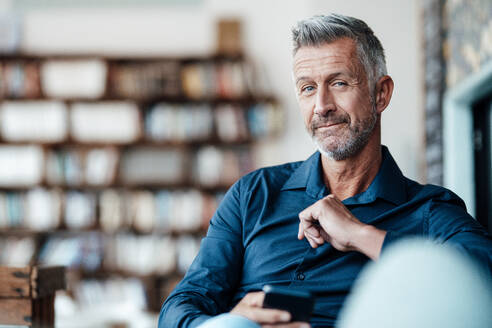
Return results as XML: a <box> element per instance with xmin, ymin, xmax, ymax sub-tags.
<box><xmin>312</xmin><ymin>104</ymin><xmax>378</xmax><ymax>161</ymax></box>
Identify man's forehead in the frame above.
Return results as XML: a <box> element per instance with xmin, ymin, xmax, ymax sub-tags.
<box><xmin>293</xmin><ymin>39</ymin><xmax>359</xmax><ymax>77</ymax></box>
<box><xmin>294</xmin><ymin>38</ymin><xmax>357</xmax><ymax>60</ymax></box>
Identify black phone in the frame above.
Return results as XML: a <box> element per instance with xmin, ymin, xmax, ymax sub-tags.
<box><xmin>262</xmin><ymin>285</ymin><xmax>315</xmax><ymax>322</ymax></box>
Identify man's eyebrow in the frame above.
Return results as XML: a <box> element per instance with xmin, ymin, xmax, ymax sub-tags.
<box><xmin>295</xmin><ymin>72</ymin><xmax>345</xmax><ymax>85</ymax></box>
<box><xmin>295</xmin><ymin>76</ymin><xmax>311</xmax><ymax>85</ymax></box>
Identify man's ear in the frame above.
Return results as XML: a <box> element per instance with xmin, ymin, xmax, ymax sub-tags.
<box><xmin>374</xmin><ymin>75</ymin><xmax>394</xmax><ymax>114</ymax></box>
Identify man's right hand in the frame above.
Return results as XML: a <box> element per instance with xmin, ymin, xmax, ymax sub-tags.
<box><xmin>230</xmin><ymin>292</ymin><xmax>311</xmax><ymax>328</ymax></box>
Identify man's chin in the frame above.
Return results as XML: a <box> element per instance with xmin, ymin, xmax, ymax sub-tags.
<box><xmin>313</xmin><ymin>137</ymin><xmax>340</xmax><ymax>152</ymax></box>
<box><xmin>313</xmin><ymin>140</ymin><xmax>340</xmax><ymax>158</ymax></box>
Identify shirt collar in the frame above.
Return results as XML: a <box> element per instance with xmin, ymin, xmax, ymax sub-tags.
<box><xmin>343</xmin><ymin>146</ymin><xmax>407</xmax><ymax>206</ymax></box>
<box><xmin>280</xmin><ymin>146</ymin><xmax>407</xmax><ymax>205</ymax></box>
<box><xmin>280</xmin><ymin>151</ymin><xmax>328</xmax><ymax>199</ymax></box>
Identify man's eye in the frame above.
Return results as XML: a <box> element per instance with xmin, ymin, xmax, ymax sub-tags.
<box><xmin>333</xmin><ymin>81</ymin><xmax>347</xmax><ymax>87</ymax></box>
<box><xmin>301</xmin><ymin>86</ymin><xmax>315</xmax><ymax>94</ymax></box>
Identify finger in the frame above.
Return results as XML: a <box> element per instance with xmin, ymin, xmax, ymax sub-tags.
<box><xmin>302</xmin><ymin>224</ymin><xmax>323</xmax><ymax>243</ymax></box>
<box><xmin>243</xmin><ymin>307</ymin><xmax>291</xmax><ymax>324</ymax></box>
<box><xmin>300</xmin><ymin>217</ymin><xmax>321</xmax><ymax>237</ymax></box>
<box><xmin>305</xmin><ymin>230</ymin><xmax>324</xmax><ymax>244</ymax></box>
<box><xmin>244</xmin><ymin>292</ymin><xmax>265</xmax><ymax>307</ymax></box>
<box><xmin>250</xmin><ymin>292</ymin><xmax>265</xmax><ymax>307</ymax></box>
<box><xmin>305</xmin><ymin>235</ymin><xmax>320</xmax><ymax>248</ymax></box>
<box><xmin>298</xmin><ymin>208</ymin><xmax>317</xmax><ymax>224</ymax></box>
<box><xmin>320</xmin><ymin>229</ymin><xmax>330</xmax><ymax>241</ymax></box>
<box><xmin>298</xmin><ymin>222</ymin><xmax>304</xmax><ymax>240</ymax></box>
<box><xmin>304</xmin><ymin>224</ymin><xmax>321</xmax><ymax>237</ymax></box>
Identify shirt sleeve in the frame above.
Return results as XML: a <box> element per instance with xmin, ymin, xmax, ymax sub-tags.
<box><xmin>426</xmin><ymin>197</ymin><xmax>492</xmax><ymax>276</ymax></box>
<box><xmin>381</xmin><ymin>230</ymin><xmax>405</xmax><ymax>250</ymax></box>
<box><xmin>158</xmin><ymin>181</ymin><xmax>245</xmax><ymax>328</ymax></box>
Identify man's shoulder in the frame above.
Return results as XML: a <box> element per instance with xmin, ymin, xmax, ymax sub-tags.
<box><xmin>404</xmin><ymin>177</ymin><xmax>467</xmax><ymax>209</ymax></box>
<box><xmin>237</xmin><ymin>159</ymin><xmax>305</xmax><ymax>191</ymax></box>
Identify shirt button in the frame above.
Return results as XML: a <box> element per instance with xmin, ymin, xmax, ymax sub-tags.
<box><xmin>297</xmin><ymin>272</ymin><xmax>305</xmax><ymax>280</ymax></box>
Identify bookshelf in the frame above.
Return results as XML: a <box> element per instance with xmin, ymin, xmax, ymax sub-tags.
<box><xmin>0</xmin><ymin>53</ymin><xmax>281</xmax><ymax>315</ymax></box>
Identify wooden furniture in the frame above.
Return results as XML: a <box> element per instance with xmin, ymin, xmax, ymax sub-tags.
<box><xmin>0</xmin><ymin>266</ymin><xmax>66</xmax><ymax>327</ymax></box>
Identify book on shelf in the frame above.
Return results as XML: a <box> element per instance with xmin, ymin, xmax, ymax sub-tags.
<box><xmin>0</xmin><ymin>187</ymin><xmax>221</xmax><ymax>233</ymax></box>
<box><xmin>46</xmin><ymin>147</ymin><xmax>119</xmax><ymax>186</ymax></box>
<box><xmin>40</xmin><ymin>59</ymin><xmax>107</xmax><ymax>99</ymax></box>
<box><xmin>0</xmin><ymin>101</ymin><xmax>68</xmax><ymax>142</ymax></box>
<box><xmin>0</xmin><ymin>145</ymin><xmax>44</xmax><ymax>187</ymax></box>
<box><xmin>133</xmin><ymin>189</ymin><xmax>208</xmax><ymax>233</ymax></box>
<box><xmin>0</xmin><ymin>96</ymin><xmax>281</xmax><ymax>148</ymax></box>
<box><xmin>214</xmin><ymin>104</ymin><xmax>249</xmax><ymax>142</ymax></box>
<box><xmin>72</xmin><ymin>277</ymin><xmax>147</xmax><ymax>310</ymax></box>
<box><xmin>85</xmin><ymin>148</ymin><xmax>119</xmax><ymax>185</ymax></box>
<box><xmin>144</xmin><ymin>102</ymin><xmax>280</xmax><ymax>143</ymax></box>
<box><xmin>109</xmin><ymin>61</ymin><xmax>181</xmax><ymax>99</ymax></box>
<box><xmin>104</xmin><ymin>233</ymin><xmax>197</xmax><ymax>275</ymax></box>
<box><xmin>99</xmin><ymin>189</ymin><xmax>128</xmax><ymax>233</ymax></box>
<box><xmin>70</xmin><ymin>101</ymin><xmax>141</xmax><ymax>143</ymax></box>
<box><xmin>194</xmin><ymin>146</ymin><xmax>223</xmax><ymax>187</ymax></box>
<box><xmin>154</xmin><ymin>190</ymin><xmax>172</xmax><ymax>231</ymax></box>
<box><xmin>145</xmin><ymin>103</ymin><xmax>214</xmax><ymax>142</ymax></box>
<box><xmin>24</xmin><ymin>188</ymin><xmax>62</xmax><ymax>231</ymax></box>
<box><xmin>0</xmin><ymin>61</ymin><xmax>41</xmax><ymax>98</ymax></box>
<box><xmin>38</xmin><ymin>233</ymin><xmax>103</xmax><ymax>271</ymax></box>
<box><xmin>181</xmin><ymin>61</ymin><xmax>251</xmax><ymax>99</ymax></box>
<box><xmin>194</xmin><ymin>146</ymin><xmax>254</xmax><ymax>187</ymax></box>
<box><xmin>216</xmin><ymin>61</ymin><xmax>247</xmax><ymax>98</ymax></box>
<box><xmin>46</xmin><ymin>149</ymin><xmax>83</xmax><ymax>186</ymax></box>
<box><xmin>64</xmin><ymin>191</ymin><xmax>97</xmax><ymax>230</ymax></box>
<box><xmin>168</xmin><ymin>190</ymin><xmax>204</xmax><ymax>232</ymax></box>
<box><xmin>0</xmin><ymin>236</ymin><xmax>35</xmax><ymax>266</ymax></box>
<box><xmin>181</xmin><ymin>63</ymin><xmax>207</xmax><ymax>99</ymax></box>
<box><xmin>104</xmin><ymin>234</ymin><xmax>177</xmax><ymax>276</ymax></box>
<box><xmin>99</xmin><ymin>189</ymin><xmax>218</xmax><ymax>233</ymax></box>
<box><xmin>247</xmin><ymin>102</ymin><xmax>282</xmax><ymax>138</ymax></box>
<box><xmin>0</xmin><ymin>192</ymin><xmax>24</xmax><ymax>228</ymax></box>
<box><xmin>63</xmin><ymin>150</ymin><xmax>84</xmax><ymax>186</ymax></box>
<box><xmin>119</xmin><ymin>147</ymin><xmax>186</xmax><ymax>185</ymax></box>
<box><xmin>38</xmin><ymin>232</ymin><xmax>203</xmax><ymax>276</ymax></box>
<box><xmin>128</xmin><ymin>190</ymin><xmax>156</xmax><ymax>233</ymax></box>
<box><xmin>176</xmin><ymin>235</ymin><xmax>201</xmax><ymax>274</ymax></box>
<box><xmin>155</xmin><ymin>236</ymin><xmax>178</xmax><ymax>275</ymax></box>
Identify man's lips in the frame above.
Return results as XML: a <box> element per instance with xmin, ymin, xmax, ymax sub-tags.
<box><xmin>314</xmin><ymin>122</ymin><xmax>346</xmax><ymax>129</ymax></box>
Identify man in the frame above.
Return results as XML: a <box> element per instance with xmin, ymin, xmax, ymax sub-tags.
<box><xmin>159</xmin><ymin>14</ymin><xmax>492</xmax><ymax>328</ymax></box>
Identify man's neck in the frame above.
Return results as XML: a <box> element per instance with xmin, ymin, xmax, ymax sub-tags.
<box><xmin>321</xmin><ymin>137</ymin><xmax>382</xmax><ymax>200</ymax></box>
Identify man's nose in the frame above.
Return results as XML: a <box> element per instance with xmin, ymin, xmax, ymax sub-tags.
<box><xmin>314</xmin><ymin>86</ymin><xmax>335</xmax><ymax>116</ymax></box>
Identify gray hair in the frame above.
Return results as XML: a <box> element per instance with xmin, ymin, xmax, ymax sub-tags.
<box><xmin>292</xmin><ymin>14</ymin><xmax>387</xmax><ymax>90</ymax></box>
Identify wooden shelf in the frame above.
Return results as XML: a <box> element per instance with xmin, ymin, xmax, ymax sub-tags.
<box><xmin>75</xmin><ymin>267</ymin><xmax>184</xmax><ymax>281</ymax></box>
<box><xmin>0</xmin><ymin>226</ymin><xmax>206</xmax><ymax>237</ymax></box>
<box><xmin>0</xmin><ymin>182</ymin><xmax>230</xmax><ymax>192</ymax></box>
<box><xmin>0</xmin><ymin>51</ymin><xmax>279</xmax><ymax>316</ymax></box>
<box><xmin>0</xmin><ymin>94</ymin><xmax>276</xmax><ymax>104</ymax></box>
<box><xmin>0</xmin><ymin>137</ymin><xmax>258</xmax><ymax>148</ymax></box>
<box><xmin>0</xmin><ymin>53</ymin><xmax>245</xmax><ymax>62</ymax></box>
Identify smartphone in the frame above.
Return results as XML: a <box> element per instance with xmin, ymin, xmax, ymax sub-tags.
<box><xmin>262</xmin><ymin>285</ymin><xmax>315</xmax><ymax>322</ymax></box>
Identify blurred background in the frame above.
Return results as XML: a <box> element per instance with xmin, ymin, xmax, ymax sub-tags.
<box><xmin>0</xmin><ymin>0</ymin><xmax>490</xmax><ymax>327</ymax></box>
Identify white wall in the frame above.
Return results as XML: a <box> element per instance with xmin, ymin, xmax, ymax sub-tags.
<box><xmin>5</xmin><ymin>0</ymin><xmax>425</xmax><ymax>182</ymax></box>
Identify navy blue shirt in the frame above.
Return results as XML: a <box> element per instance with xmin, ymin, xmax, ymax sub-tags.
<box><xmin>159</xmin><ymin>146</ymin><xmax>492</xmax><ymax>328</ymax></box>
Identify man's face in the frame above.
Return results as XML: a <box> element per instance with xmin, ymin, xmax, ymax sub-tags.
<box><xmin>293</xmin><ymin>38</ymin><xmax>378</xmax><ymax>160</ymax></box>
